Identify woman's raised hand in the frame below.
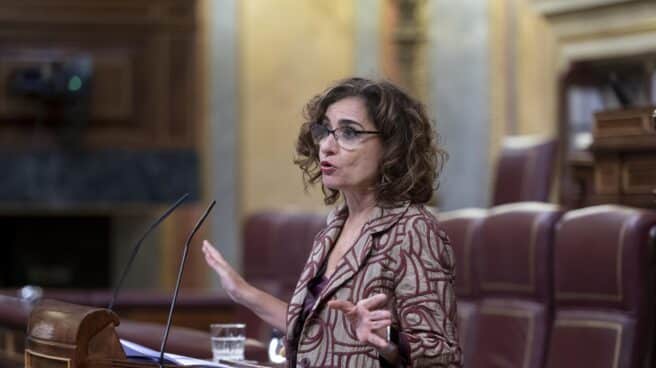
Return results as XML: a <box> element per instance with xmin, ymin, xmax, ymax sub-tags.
<box><xmin>327</xmin><ymin>293</ymin><xmax>392</xmax><ymax>349</ymax></box>
<box><xmin>201</xmin><ymin>240</ymin><xmax>250</xmax><ymax>304</ymax></box>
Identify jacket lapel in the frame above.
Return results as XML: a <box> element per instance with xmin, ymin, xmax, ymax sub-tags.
<box><xmin>304</xmin><ymin>202</ymin><xmax>411</xmax><ymax>322</ymax></box>
<box><xmin>285</xmin><ymin>205</ymin><xmax>347</xmax><ymax>342</ymax></box>
<box><xmin>293</xmin><ymin>208</ymin><xmax>346</xmax><ymax>294</ymax></box>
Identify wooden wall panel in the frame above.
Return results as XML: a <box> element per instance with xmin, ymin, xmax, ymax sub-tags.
<box><xmin>0</xmin><ymin>0</ymin><xmax>198</xmax><ymax>150</ymax></box>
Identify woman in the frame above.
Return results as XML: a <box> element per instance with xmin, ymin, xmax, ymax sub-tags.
<box><xmin>202</xmin><ymin>77</ymin><xmax>461</xmax><ymax>367</ymax></box>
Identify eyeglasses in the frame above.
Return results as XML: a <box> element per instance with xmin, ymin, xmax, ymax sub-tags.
<box><xmin>310</xmin><ymin>122</ymin><xmax>381</xmax><ymax>150</ymax></box>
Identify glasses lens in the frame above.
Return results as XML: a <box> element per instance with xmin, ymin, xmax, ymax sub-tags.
<box><xmin>335</xmin><ymin>127</ymin><xmax>362</xmax><ymax>149</ymax></box>
<box><xmin>310</xmin><ymin>123</ymin><xmax>328</xmax><ymax>144</ymax></box>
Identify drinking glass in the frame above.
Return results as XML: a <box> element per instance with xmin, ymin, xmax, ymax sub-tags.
<box><xmin>210</xmin><ymin>323</ymin><xmax>245</xmax><ymax>362</ymax></box>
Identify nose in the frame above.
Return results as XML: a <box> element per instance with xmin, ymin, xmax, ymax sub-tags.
<box><xmin>319</xmin><ymin>131</ymin><xmax>338</xmax><ymax>156</ymax></box>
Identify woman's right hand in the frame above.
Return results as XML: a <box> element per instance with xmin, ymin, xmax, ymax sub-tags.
<box><xmin>202</xmin><ymin>240</ymin><xmax>250</xmax><ymax>304</ymax></box>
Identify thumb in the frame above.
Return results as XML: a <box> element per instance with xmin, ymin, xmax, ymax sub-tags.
<box><xmin>327</xmin><ymin>299</ymin><xmax>355</xmax><ymax>314</ymax></box>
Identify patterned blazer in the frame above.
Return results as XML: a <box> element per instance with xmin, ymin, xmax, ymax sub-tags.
<box><xmin>285</xmin><ymin>202</ymin><xmax>462</xmax><ymax>368</ymax></box>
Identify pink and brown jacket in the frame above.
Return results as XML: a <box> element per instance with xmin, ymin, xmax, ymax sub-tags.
<box><xmin>285</xmin><ymin>202</ymin><xmax>462</xmax><ymax>367</ymax></box>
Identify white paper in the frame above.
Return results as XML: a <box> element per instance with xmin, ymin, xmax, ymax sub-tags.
<box><xmin>120</xmin><ymin>339</ymin><xmax>231</xmax><ymax>367</ymax></box>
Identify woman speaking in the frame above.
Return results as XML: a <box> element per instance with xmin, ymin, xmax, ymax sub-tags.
<box><xmin>202</xmin><ymin>77</ymin><xmax>462</xmax><ymax>367</ymax></box>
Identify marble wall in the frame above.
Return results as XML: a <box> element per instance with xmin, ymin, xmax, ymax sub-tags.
<box><xmin>428</xmin><ymin>0</ymin><xmax>491</xmax><ymax>210</ymax></box>
<box><xmin>204</xmin><ymin>1</ymin><xmax>355</xmax><ymax>270</ymax></box>
<box><xmin>239</xmin><ymin>0</ymin><xmax>355</xmax><ymax>216</ymax></box>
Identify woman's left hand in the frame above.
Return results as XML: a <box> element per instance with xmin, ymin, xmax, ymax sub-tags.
<box><xmin>327</xmin><ymin>293</ymin><xmax>392</xmax><ymax>349</ymax></box>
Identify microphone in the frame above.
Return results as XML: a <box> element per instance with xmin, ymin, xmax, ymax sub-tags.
<box><xmin>108</xmin><ymin>193</ymin><xmax>190</xmax><ymax>310</ymax></box>
<box><xmin>158</xmin><ymin>200</ymin><xmax>216</xmax><ymax>366</ymax></box>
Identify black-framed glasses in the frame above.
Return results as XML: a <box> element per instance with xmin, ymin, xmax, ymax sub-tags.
<box><xmin>310</xmin><ymin>122</ymin><xmax>381</xmax><ymax>150</ymax></box>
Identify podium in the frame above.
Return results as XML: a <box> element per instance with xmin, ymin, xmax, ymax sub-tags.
<box><xmin>25</xmin><ymin>299</ymin><xmax>271</xmax><ymax>368</ymax></box>
<box><xmin>26</xmin><ymin>299</ymin><xmax>132</xmax><ymax>368</ymax></box>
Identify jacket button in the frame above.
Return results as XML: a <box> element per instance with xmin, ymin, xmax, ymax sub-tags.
<box><xmin>300</xmin><ymin>357</ymin><xmax>310</xmax><ymax>367</ymax></box>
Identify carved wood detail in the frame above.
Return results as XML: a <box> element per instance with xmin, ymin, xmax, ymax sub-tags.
<box><xmin>594</xmin><ymin>154</ymin><xmax>621</xmax><ymax>194</ymax></box>
<box><xmin>622</xmin><ymin>155</ymin><xmax>656</xmax><ymax>194</ymax></box>
<box><xmin>593</xmin><ymin>107</ymin><xmax>656</xmax><ymax>140</ymax></box>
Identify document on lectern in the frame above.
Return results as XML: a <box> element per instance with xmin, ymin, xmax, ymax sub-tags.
<box><xmin>120</xmin><ymin>339</ymin><xmax>231</xmax><ymax>367</ymax></box>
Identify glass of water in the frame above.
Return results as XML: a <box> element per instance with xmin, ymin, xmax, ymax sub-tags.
<box><xmin>210</xmin><ymin>323</ymin><xmax>246</xmax><ymax>362</ymax></box>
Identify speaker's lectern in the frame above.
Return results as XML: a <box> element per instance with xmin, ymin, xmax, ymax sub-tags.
<box><xmin>25</xmin><ymin>299</ymin><xmax>176</xmax><ymax>368</ymax></box>
<box><xmin>24</xmin><ymin>299</ymin><xmax>264</xmax><ymax>368</ymax></box>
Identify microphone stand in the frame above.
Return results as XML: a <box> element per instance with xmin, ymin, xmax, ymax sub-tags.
<box><xmin>158</xmin><ymin>200</ymin><xmax>216</xmax><ymax>367</ymax></box>
<box><xmin>108</xmin><ymin>193</ymin><xmax>190</xmax><ymax>310</ymax></box>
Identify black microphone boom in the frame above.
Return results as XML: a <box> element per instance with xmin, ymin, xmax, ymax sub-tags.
<box><xmin>158</xmin><ymin>200</ymin><xmax>216</xmax><ymax>366</ymax></box>
<box><xmin>108</xmin><ymin>193</ymin><xmax>190</xmax><ymax>310</ymax></box>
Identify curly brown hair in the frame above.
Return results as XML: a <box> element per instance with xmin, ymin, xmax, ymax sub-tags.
<box><xmin>294</xmin><ymin>77</ymin><xmax>447</xmax><ymax>207</ymax></box>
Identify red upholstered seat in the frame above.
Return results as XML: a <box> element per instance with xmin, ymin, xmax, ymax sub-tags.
<box><xmin>438</xmin><ymin>208</ymin><xmax>487</xmax><ymax>299</ymax></box>
<box><xmin>243</xmin><ymin>212</ymin><xmax>287</xmax><ymax>280</ymax></box>
<box><xmin>468</xmin><ymin>202</ymin><xmax>563</xmax><ymax>368</ymax></box>
<box><xmin>438</xmin><ymin>208</ymin><xmax>486</xmax><ymax>367</ymax></box>
<box><xmin>492</xmin><ymin>136</ymin><xmax>557</xmax><ymax>206</ymax></box>
<box><xmin>545</xmin><ymin>205</ymin><xmax>656</xmax><ymax>368</ymax></box>
<box><xmin>240</xmin><ymin>210</ymin><xmax>326</xmax><ymax>342</ymax></box>
<box><xmin>268</xmin><ymin>212</ymin><xmax>328</xmax><ymax>291</ymax></box>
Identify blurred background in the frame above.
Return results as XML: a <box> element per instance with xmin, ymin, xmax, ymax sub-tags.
<box><xmin>3</xmin><ymin>2</ymin><xmax>656</xmax><ymax>365</ymax></box>
<box><xmin>0</xmin><ymin>0</ymin><xmax>655</xmax><ymax>293</ymax></box>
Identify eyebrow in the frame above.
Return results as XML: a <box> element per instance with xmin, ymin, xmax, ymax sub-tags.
<box><xmin>320</xmin><ymin>117</ymin><xmax>365</xmax><ymax>129</ymax></box>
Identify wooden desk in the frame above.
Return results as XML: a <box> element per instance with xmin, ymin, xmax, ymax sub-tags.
<box><xmin>566</xmin><ymin>107</ymin><xmax>656</xmax><ymax>209</ymax></box>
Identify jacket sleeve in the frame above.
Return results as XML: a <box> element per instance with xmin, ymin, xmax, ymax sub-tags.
<box><xmin>390</xmin><ymin>215</ymin><xmax>462</xmax><ymax>367</ymax></box>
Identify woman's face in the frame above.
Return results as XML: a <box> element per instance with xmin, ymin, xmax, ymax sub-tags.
<box><xmin>318</xmin><ymin>96</ymin><xmax>384</xmax><ymax>195</ymax></box>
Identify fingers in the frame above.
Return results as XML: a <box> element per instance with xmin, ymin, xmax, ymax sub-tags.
<box><xmin>327</xmin><ymin>299</ymin><xmax>355</xmax><ymax>314</ymax></box>
<box><xmin>329</xmin><ymin>294</ymin><xmax>393</xmax><ymax>351</ymax></box>
<box><xmin>368</xmin><ymin>310</ymin><xmax>392</xmax><ymax>320</ymax></box>
<box><xmin>202</xmin><ymin>240</ymin><xmax>227</xmax><ymax>263</ymax></box>
<box><xmin>202</xmin><ymin>249</ymin><xmax>221</xmax><ymax>272</ymax></box>
<box><xmin>366</xmin><ymin>332</ymin><xmax>389</xmax><ymax>349</ymax></box>
<box><xmin>201</xmin><ymin>240</ymin><xmax>248</xmax><ymax>303</ymax></box>
<box><xmin>202</xmin><ymin>240</ymin><xmax>229</xmax><ymax>271</ymax></box>
<box><xmin>360</xmin><ymin>293</ymin><xmax>387</xmax><ymax>310</ymax></box>
<box><xmin>202</xmin><ymin>240</ymin><xmax>240</xmax><ymax>286</ymax></box>
<box><xmin>369</xmin><ymin>319</ymin><xmax>391</xmax><ymax>330</ymax></box>
<box><xmin>329</xmin><ymin>296</ymin><xmax>390</xmax><ymax>317</ymax></box>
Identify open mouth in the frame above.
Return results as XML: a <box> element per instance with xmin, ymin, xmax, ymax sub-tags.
<box><xmin>320</xmin><ymin>161</ymin><xmax>336</xmax><ymax>174</ymax></box>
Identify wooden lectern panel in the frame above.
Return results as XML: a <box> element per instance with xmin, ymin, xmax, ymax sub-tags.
<box><xmin>26</xmin><ymin>299</ymin><xmax>125</xmax><ymax>368</ymax></box>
